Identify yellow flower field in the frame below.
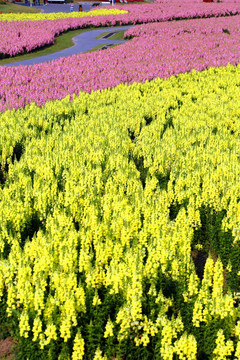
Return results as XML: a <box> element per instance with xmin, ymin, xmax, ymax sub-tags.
<box><xmin>0</xmin><ymin>8</ymin><xmax>127</xmax><ymax>21</ymax></box>
<box><xmin>0</xmin><ymin>64</ymin><xmax>240</xmax><ymax>359</ymax></box>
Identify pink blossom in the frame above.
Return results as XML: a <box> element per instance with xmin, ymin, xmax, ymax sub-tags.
<box><xmin>0</xmin><ymin>0</ymin><xmax>240</xmax><ymax>57</ymax></box>
<box><xmin>0</xmin><ymin>14</ymin><xmax>239</xmax><ymax>112</ymax></box>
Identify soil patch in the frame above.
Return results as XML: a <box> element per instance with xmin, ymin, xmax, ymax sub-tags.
<box><xmin>0</xmin><ymin>338</ymin><xmax>14</xmax><ymax>360</ymax></box>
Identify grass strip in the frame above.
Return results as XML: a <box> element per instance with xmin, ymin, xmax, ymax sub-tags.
<box><xmin>0</xmin><ymin>2</ymin><xmax>40</xmax><ymax>13</ymax></box>
<box><xmin>87</xmin><ymin>43</ymin><xmax>109</xmax><ymax>52</ymax></box>
<box><xmin>95</xmin><ymin>30</ymin><xmax>125</xmax><ymax>40</ymax></box>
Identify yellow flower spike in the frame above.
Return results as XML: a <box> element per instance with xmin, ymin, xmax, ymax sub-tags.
<box><xmin>213</xmin><ymin>329</ymin><xmax>234</xmax><ymax>359</ymax></box>
<box><xmin>39</xmin><ymin>333</ymin><xmax>46</xmax><ymax>350</ymax></box>
<box><xmin>72</xmin><ymin>331</ymin><xmax>85</xmax><ymax>360</ymax></box>
<box><xmin>32</xmin><ymin>316</ymin><xmax>42</xmax><ymax>342</ymax></box>
<box><xmin>174</xmin><ymin>333</ymin><xmax>197</xmax><ymax>360</ymax></box>
<box><xmin>93</xmin><ymin>347</ymin><xmax>107</xmax><ymax>360</ymax></box>
<box><xmin>104</xmin><ymin>318</ymin><xmax>114</xmax><ymax>338</ymax></box>
<box><xmin>19</xmin><ymin>310</ymin><xmax>30</xmax><ymax>338</ymax></box>
<box><xmin>92</xmin><ymin>291</ymin><xmax>102</xmax><ymax>306</ymax></box>
<box><xmin>141</xmin><ymin>332</ymin><xmax>150</xmax><ymax>347</ymax></box>
<box><xmin>60</xmin><ymin>317</ymin><xmax>72</xmax><ymax>342</ymax></box>
<box><xmin>235</xmin><ymin>342</ymin><xmax>240</xmax><ymax>360</ymax></box>
<box><xmin>44</xmin><ymin>323</ymin><xmax>57</xmax><ymax>345</ymax></box>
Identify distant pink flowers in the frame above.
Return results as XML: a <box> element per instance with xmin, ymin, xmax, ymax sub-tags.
<box><xmin>0</xmin><ymin>15</ymin><xmax>239</xmax><ymax>112</ymax></box>
<box><xmin>0</xmin><ymin>21</ymin><xmax>56</xmax><ymax>57</ymax></box>
<box><xmin>1</xmin><ymin>0</ymin><xmax>240</xmax><ymax>57</ymax></box>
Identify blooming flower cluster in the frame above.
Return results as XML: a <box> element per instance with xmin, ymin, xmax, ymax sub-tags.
<box><xmin>0</xmin><ymin>10</ymin><xmax>128</xmax><ymax>57</ymax></box>
<box><xmin>0</xmin><ymin>15</ymin><xmax>239</xmax><ymax>112</ymax></box>
<box><xmin>0</xmin><ymin>0</ymin><xmax>240</xmax><ymax>57</ymax></box>
<box><xmin>0</xmin><ymin>8</ymin><xmax>127</xmax><ymax>22</ymax></box>
<box><xmin>0</xmin><ymin>0</ymin><xmax>240</xmax><ymax>357</ymax></box>
<box><xmin>0</xmin><ymin>64</ymin><xmax>240</xmax><ymax>358</ymax></box>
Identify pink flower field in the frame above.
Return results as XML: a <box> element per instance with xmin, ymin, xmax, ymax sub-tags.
<box><xmin>0</xmin><ymin>0</ymin><xmax>240</xmax><ymax>57</ymax></box>
<box><xmin>0</xmin><ymin>13</ymin><xmax>239</xmax><ymax>112</ymax></box>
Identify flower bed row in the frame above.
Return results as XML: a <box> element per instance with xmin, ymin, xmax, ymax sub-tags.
<box><xmin>0</xmin><ymin>63</ymin><xmax>240</xmax><ymax>359</ymax></box>
<box><xmin>124</xmin><ymin>11</ymin><xmax>240</xmax><ymax>37</ymax></box>
<box><xmin>0</xmin><ymin>1</ymin><xmax>240</xmax><ymax>57</ymax></box>
<box><xmin>0</xmin><ymin>15</ymin><xmax>239</xmax><ymax>112</ymax></box>
<box><xmin>0</xmin><ymin>8</ymin><xmax>127</xmax><ymax>22</ymax></box>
